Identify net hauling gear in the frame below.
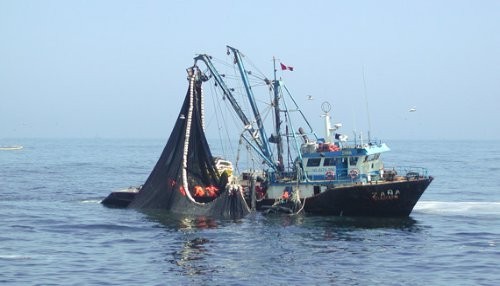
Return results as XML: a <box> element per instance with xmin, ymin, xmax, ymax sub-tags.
<box><xmin>127</xmin><ymin>67</ymin><xmax>250</xmax><ymax>219</ymax></box>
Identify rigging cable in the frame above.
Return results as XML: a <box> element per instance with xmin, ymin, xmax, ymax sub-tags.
<box><xmin>211</xmin><ymin>79</ymin><xmax>239</xmax><ymax>165</ymax></box>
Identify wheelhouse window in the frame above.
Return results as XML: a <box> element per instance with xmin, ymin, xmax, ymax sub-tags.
<box><xmin>306</xmin><ymin>158</ymin><xmax>321</xmax><ymax>167</ymax></box>
<box><xmin>349</xmin><ymin>156</ymin><xmax>359</xmax><ymax>166</ymax></box>
<box><xmin>364</xmin><ymin>154</ymin><xmax>381</xmax><ymax>162</ymax></box>
<box><xmin>323</xmin><ymin>158</ymin><xmax>338</xmax><ymax>166</ymax></box>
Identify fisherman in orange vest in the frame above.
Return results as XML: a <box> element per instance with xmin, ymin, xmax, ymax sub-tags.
<box><xmin>205</xmin><ymin>185</ymin><xmax>219</xmax><ymax>197</ymax></box>
<box><xmin>194</xmin><ymin>185</ymin><xmax>205</xmax><ymax>197</ymax></box>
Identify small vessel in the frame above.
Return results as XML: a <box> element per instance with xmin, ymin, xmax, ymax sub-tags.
<box><xmin>0</xmin><ymin>145</ymin><xmax>23</xmax><ymax>151</ymax></box>
<box><xmin>101</xmin><ymin>186</ymin><xmax>140</xmax><ymax>208</ymax></box>
<box><xmin>103</xmin><ymin>46</ymin><xmax>433</xmax><ymax>217</ymax></box>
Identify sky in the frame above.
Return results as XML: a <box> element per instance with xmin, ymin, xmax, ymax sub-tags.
<box><xmin>0</xmin><ymin>0</ymin><xmax>499</xmax><ymax>140</ymax></box>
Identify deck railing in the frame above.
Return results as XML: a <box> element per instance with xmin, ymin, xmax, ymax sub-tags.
<box><xmin>267</xmin><ymin>166</ymin><xmax>429</xmax><ymax>184</ymax></box>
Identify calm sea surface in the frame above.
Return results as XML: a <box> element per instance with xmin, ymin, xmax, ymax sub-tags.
<box><xmin>1</xmin><ymin>139</ymin><xmax>499</xmax><ymax>285</ymax></box>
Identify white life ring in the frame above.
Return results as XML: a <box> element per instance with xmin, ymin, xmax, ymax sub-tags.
<box><xmin>349</xmin><ymin>169</ymin><xmax>359</xmax><ymax>179</ymax></box>
<box><xmin>325</xmin><ymin>170</ymin><xmax>335</xmax><ymax>180</ymax></box>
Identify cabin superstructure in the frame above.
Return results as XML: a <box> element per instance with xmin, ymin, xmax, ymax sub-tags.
<box><xmin>299</xmin><ymin>140</ymin><xmax>390</xmax><ymax>184</ymax></box>
<box><xmin>263</xmin><ymin>104</ymin><xmax>391</xmax><ymax>200</ymax></box>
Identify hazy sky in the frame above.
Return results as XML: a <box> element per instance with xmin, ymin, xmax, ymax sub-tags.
<box><xmin>1</xmin><ymin>0</ymin><xmax>499</xmax><ymax>140</ymax></box>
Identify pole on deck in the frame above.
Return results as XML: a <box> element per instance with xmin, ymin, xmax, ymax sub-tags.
<box><xmin>250</xmin><ymin>174</ymin><xmax>256</xmax><ymax>211</ymax></box>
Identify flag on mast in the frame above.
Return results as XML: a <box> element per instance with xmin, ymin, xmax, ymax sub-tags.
<box><xmin>280</xmin><ymin>63</ymin><xmax>294</xmax><ymax>71</ymax></box>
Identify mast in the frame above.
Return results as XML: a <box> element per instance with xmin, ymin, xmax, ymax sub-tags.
<box><xmin>272</xmin><ymin>57</ymin><xmax>284</xmax><ymax>171</ymax></box>
<box><xmin>227</xmin><ymin>46</ymin><xmax>275</xmax><ymax>169</ymax></box>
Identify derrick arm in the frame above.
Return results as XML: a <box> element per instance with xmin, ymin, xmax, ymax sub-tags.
<box><xmin>226</xmin><ymin>46</ymin><xmax>274</xmax><ymax>167</ymax></box>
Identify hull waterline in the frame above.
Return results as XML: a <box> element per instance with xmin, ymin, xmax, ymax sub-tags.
<box><xmin>255</xmin><ymin>177</ymin><xmax>433</xmax><ymax>217</ymax></box>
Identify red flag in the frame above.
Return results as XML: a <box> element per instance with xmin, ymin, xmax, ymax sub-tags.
<box><xmin>280</xmin><ymin>63</ymin><xmax>294</xmax><ymax>71</ymax></box>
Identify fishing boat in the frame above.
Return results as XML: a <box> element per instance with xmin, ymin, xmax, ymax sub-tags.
<box><xmin>103</xmin><ymin>46</ymin><xmax>433</xmax><ymax>217</ymax></box>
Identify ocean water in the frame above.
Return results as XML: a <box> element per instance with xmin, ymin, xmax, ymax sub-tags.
<box><xmin>1</xmin><ymin>138</ymin><xmax>499</xmax><ymax>285</ymax></box>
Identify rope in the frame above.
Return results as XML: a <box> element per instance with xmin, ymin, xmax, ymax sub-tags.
<box><xmin>208</xmin><ymin>78</ymin><xmax>239</xmax><ymax>166</ymax></box>
<box><xmin>235</xmin><ymin>135</ymin><xmax>243</xmax><ymax>172</ymax></box>
<box><xmin>182</xmin><ymin>75</ymin><xmax>204</xmax><ymax>206</ymax></box>
<box><xmin>201</xmin><ymin>84</ymin><xmax>205</xmax><ymax>131</ymax></box>
<box><xmin>291</xmin><ymin>184</ymin><xmax>306</xmax><ymax>216</ymax></box>
<box><xmin>231</xmin><ymin>184</ymin><xmax>251</xmax><ymax>212</ymax></box>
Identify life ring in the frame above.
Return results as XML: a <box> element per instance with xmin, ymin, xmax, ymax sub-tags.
<box><xmin>349</xmin><ymin>169</ymin><xmax>359</xmax><ymax>179</ymax></box>
<box><xmin>325</xmin><ymin>170</ymin><xmax>335</xmax><ymax>180</ymax></box>
<box><xmin>328</xmin><ymin>144</ymin><xmax>340</xmax><ymax>152</ymax></box>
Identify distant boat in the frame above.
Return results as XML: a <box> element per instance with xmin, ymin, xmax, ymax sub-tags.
<box><xmin>0</xmin><ymin>145</ymin><xmax>23</xmax><ymax>151</ymax></box>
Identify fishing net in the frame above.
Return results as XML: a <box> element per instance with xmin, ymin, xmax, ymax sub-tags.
<box><xmin>128</xmin><ymin>68</ymin><xmax>250</xmax><ymax>219</ymax></box>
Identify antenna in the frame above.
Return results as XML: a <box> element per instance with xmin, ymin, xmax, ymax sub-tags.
<box><xmin>362</xmin><ymin>65</ymin><xmax>372</xmax><ymax>142</ymax></box>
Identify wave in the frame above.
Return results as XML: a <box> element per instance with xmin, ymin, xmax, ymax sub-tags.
<box><xmin>80</xmin><ymin>199</ymin><xmax>103</xmax><ymax>204</ymax></box>
<box><xmin>414</xmin><ymin>201</ymin><xmax>500</xmax><ymax>216</ymax></box>
<box><xmin>0</xmin><ymin>254</ymin><xmax>32</xmax><ymax>260</ymax></box>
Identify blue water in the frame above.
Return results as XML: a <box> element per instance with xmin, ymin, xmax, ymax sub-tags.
<box><xmin>1</xmin><ymin>139</ymin><xmax>499</xmax><ymax>285</ymax></box>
